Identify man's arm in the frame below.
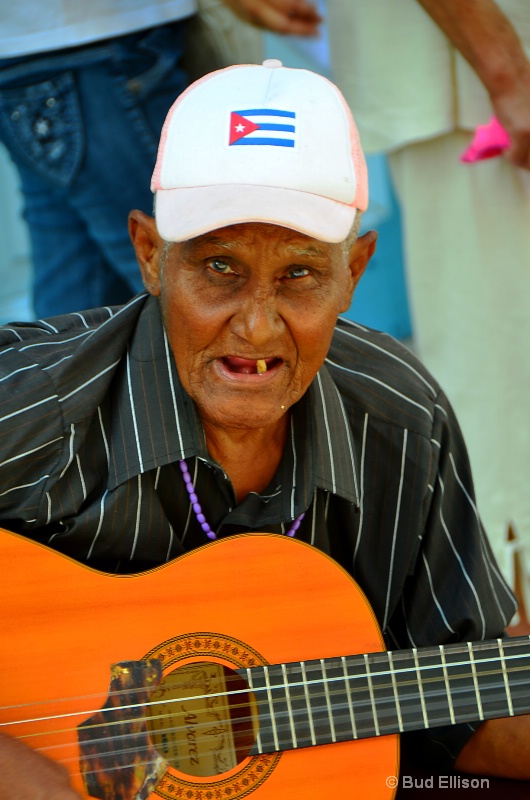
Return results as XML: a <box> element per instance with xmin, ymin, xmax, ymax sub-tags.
<box><xmin>221</xmin><ymin>0</ymin><xmax>321</xmax><ymax>35</ymax></box>
<box><xmin>0</xmin><ymin>732</ymin><xmax>82</xmax><ymax>799</ymax></box>
<box><xmin>417</xmin><ymin>0</ymin><xmax>530</xmax><ymax>169</ymax></box>
<box><xmin>456</xmin><ymin>715</ymin><xmax>530</xmax><ymax>779</ymax></box>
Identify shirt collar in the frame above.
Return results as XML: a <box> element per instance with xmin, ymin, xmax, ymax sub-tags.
<box><xmin>108</xmin><ymin>295</ymin><xmax>204</xmax><ymax>489</ymax></box>
<box><xmin>108</xmin><ymin>296</ymin><xmax>359</xmax><ymax>508</ymax></box>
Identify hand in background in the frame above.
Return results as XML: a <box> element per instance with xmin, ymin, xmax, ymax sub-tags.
<box><xmin>489</xmin><ymin>69</ymin><xmax>530</xmax><ymax>170</ymax></box>
<box><xmin>221</xmin><ymin>0</ymin><xmax>321</xmax><ymax>35</ymax></box>
<box><xmin>417</xmin><ymin>0</ymin><xmax>530</xmax><ymax>171</ymax></box>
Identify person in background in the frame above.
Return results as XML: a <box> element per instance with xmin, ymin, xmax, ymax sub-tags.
<box><xmin>0</xmin><ymin>0</ymin><xmax>319</xmax><ymax>318</ymax></box>
<box><xmin>326</xmin><ymin>0</ymin><xmax>530</xmax><ymax>588</ymax></box>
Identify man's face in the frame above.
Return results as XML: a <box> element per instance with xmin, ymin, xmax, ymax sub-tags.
<box><xmin>132</xmin><ymin>218</ymin><xmax>373</xmax><ymax>432</ymax></box>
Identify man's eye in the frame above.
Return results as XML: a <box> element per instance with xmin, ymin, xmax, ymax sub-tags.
<box><xmin>287</xmin><ymin>267</ymin><xmax>310</xmax><ymax>279</ymax></box>
<box><xmin>207</xmin><ymin>259</ymin><xmax>236</xmax><ymax>274</ymax></box>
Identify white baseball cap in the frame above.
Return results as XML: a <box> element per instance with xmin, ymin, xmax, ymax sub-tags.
<box><xmin>151</xmin><ymin>59</ymin><xmax>368</xmax><ymax>244</ymax></box>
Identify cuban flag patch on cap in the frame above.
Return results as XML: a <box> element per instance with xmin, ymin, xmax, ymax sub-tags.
<box><xmin>229</xmin><ymin>109</ymin><xmax>296</xmax><ymax>147</ymax></box>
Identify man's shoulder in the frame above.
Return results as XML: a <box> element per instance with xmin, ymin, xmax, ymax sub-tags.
<box><xmin>0</xmin><ymin>294</ymin><xmax>152</xmax><ymax>421</ymax></box>
<box><xmin>0</xmin><ymin>294</ymin><xmax>149</xmax><ymax>364</ymax></box>
<box><xmin>328</xmin><ymin>317</ymin><xmax>442</xmax><ymax>436</ymax></box>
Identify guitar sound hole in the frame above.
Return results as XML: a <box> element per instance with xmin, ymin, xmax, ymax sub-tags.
<box><xmin>147</xmin><ymin>661</ymin><xmax>257</xmax><ymax>777</ymax></box>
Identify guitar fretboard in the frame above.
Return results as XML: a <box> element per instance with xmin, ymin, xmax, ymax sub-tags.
<box><xmin>239</xmin><ymin>635</ymin><xmax>530</xmax><ymax>754</ymax></box>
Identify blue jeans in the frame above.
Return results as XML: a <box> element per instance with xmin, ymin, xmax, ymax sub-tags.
<box><xmin>0</xmin><ymin>22</ymin><xmax>189</xmax><ymax>317</ymax></box>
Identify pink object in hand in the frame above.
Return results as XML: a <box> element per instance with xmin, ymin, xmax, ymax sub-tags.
<box><xmin>460</xmin><ymin>117</ymin><xmax>511</xmax><ymax>163</ymax></box>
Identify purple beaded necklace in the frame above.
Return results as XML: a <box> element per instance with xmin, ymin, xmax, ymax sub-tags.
<box><xmin>179</xmin><ymin>459</ymin><xmax>305</xmax><ymax>540</ymax></box>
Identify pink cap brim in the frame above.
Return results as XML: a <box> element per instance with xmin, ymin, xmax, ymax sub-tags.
<box><xmin>155</xmin><ymin>184</ymin><xmax>357</xmax><ymax>244</ymax></box>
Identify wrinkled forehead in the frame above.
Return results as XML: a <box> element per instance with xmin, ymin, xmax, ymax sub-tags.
<box><xmin>177</xmin><ymin>222</ymin><xmax>347</xmax><ymax>261</ymax></box>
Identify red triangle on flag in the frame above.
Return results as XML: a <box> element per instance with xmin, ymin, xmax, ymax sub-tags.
<box><xmin>229</xmin><ymin>112</ymin><xmax>260</xmax><ymax>145</ymax></box>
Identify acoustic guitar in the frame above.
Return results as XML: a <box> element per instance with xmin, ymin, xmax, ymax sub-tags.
<box><xmin>1</xmin><ymin>528</ymin><xmax>529</xmax><ymax>799</ymax></box>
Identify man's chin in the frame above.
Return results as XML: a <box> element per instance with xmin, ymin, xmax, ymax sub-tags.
<box><xmin>196</xmin><ymin>400</ymin><xmax>288</xmax><ymax>434</ymax></box>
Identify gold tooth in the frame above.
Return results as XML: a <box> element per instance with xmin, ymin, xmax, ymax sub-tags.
<box><xmin>256</xmin><ymin>359</ymin><xmax>267</xmax><ymax>374</ymax></box>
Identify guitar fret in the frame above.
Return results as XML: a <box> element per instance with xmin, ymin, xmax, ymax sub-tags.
<box><xmin>392</xmin><ymin>647</ymin><xmax>454</xmax><ymax>731</ymax></box>
<box><xmin>353</xmin><ymin>652</ymin><xmax>403</xmax><ymax>737</ymax></box>
<box><xmin>341</xmin><ymin>655</ymin><xmax>379</xmax><ymax>738</ymax></box>
<box><xmin>363</xmin><ymin>654</ymin><xmax>380</xmax><ymax>736</ymax></box>
<box><xmin>244</xmin><ymin>664</ymin><xmax>299</xmax><ymax>754</ymax></box>
<box><xmin>432</xmin><ymin>637</ymin><xmax>530</xmax><ymax>722</ymax></box>
<box><xmin>281</xmin><ymin>663</ymin><xmax>298</xmax><ymax>748</ymax></box>
<box><xmin>435</xmin><ymin>641</ymin><xmax>521</xmax><ymax>725</ymax></box>
<box><xmin>245</xmin><ymin>667</ymin><xmax>264</xmax><ymax>754</ymax></box>
<box><xmin>412</xmin><ymin>648</ymin><xmax>429</xmax><ymax>729</ymax></box>
<box><xmin>295</xmin><ymin>656</ymin><xmax>365</xmax><ymax>745</ymax></box>
<box><xmin>341</xmin><ymin>656</ymin><xmax>358</xmax><ymax>739</ymax></box>
<box><xmin>498</xmin><ymin>639</ymin><xmax>514</xmax><ymax>717</ymax></box>
<box><xmin>387</xmin><ymin>651</ymin><xmax>404</xmax><ymax>733</ymax></box>
<box><xmin>263</xmin><ymin>665</ymin><xmax>280</xmax><ymax>751</ymax></box>
<box><xmin>467</xmin><ymin>642</ymin><xmax>484</xmax><ymax>721</ymax></box>
<box><xmin>320</xmin><ymin>658</ymin><xmax>361</xmax><ymax>741</ymax></box>
<box><xmin>429</xmin><ymin>643</ymin><xmax>480</xmax><ymax>725</ymax></box>
<box><xmin>499</xmin><ymin>636</ymin><xmax>530</xmax><ymax>716</ymax></box>
<box><xmin>320</xmin><ymin>659</ymin><xmax>337</xmax><ymax>743</ymax></box>
<box><xmin>272</xmin><ymin>662</ymin><xmax>315</xmax><ymax>750</ymax></box>
<box><xmin>439</xmin><ymin>645</ymin><xmax>456</xmax><ymax>726</ymax></box>
<box><xmin>300</xmin><ymin>661</ymin><xmax>317</xmax><ymax>746</ymax></box>
<box><xmin>262</xmin><ymin>663</ymin><xmax>301</xmax><ymax>752</ymax></box>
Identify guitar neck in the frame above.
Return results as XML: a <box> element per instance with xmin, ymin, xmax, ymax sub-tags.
<box><xmin>239</xmin><ymin>635</ymin><xmax>530</xmax><ymax>754</ymax></box>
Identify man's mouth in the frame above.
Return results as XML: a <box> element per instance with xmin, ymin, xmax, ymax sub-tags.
<box><xmin>221</xmin><ymin>356</ymin><xmax>282</xmax><ymax>375</ymax></box>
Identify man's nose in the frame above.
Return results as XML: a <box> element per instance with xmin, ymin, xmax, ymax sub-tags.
<box><xmin>230</xmin><ymin>289</ymin><xmax>283</xmax><ymax>344</ymax></box>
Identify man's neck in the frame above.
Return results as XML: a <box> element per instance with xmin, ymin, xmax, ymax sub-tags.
<box><xmin>202</xmin><ymin>415</ymin><xmax>290</xmax><ymax>504</ymax></box>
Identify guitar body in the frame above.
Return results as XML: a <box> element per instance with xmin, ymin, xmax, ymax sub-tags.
<box><xmin>0</xmin><ymin>529</ymin><xmax>398</xmax><ymax>799</ymax></box>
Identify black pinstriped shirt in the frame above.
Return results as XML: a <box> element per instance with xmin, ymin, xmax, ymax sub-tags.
<box><xmin>0</xmin><ymin>292</ymin><xmax>516</xmax><ymax>764</ymax></box>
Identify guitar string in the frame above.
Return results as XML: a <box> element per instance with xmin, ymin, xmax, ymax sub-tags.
<box><xmin>4</xmin><ymin>634</ymin><xmax>530</xmax><ymax>720</ymax></box>
<box><xmin>3</xmin><ymin>645</ymin><xmax>529</xmax><ymax>730</ymax></box>
<box><xmin>18</xmin><ymin>664</ymin><xmax>528</xmax><ymax>773</ymax></box>
<box><xmin>36</xmin><ymin>668</ymin><xmax>530</xmax><ymax>783</ymax></box>
<box><xmin>4</xmin><ymin>652</ymin><xmax>530</xmax><ymax>765</ymax></box>
<box><xmin>40</xmin><ymin>663</ymin><xmax>529</xmax><ymax>758</ymax></box>
<box><xmin>8</xmin><ymin>694</ymin><xmax>530</xmax><ymax>786</ymax></box>
<box><xmin>10</xmin><ymin>660</ymin><xmax>530</xmax><ymax>787</ymax></box>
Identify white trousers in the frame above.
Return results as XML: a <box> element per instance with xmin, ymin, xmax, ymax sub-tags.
<box><xmin>390</xmin><ymin>131</ymin><xmax>530</xmax><ymax>579</ymax></box>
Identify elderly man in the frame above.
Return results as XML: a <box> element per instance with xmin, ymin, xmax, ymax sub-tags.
<box><xmin>0</xmin><ymin>61</ymin><xmax>528</xmax><ymax>797</ymax></box>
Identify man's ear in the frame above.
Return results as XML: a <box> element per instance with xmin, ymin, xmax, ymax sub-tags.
<box><xmin>128</xmin><ymin>210</ymin><xmax>164</xmax><ymax>296</ymax></box>
<box><xmin>341</xmin><ymin>230</ymin><xmax>378</xmax><ymax>311</ymax></box>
